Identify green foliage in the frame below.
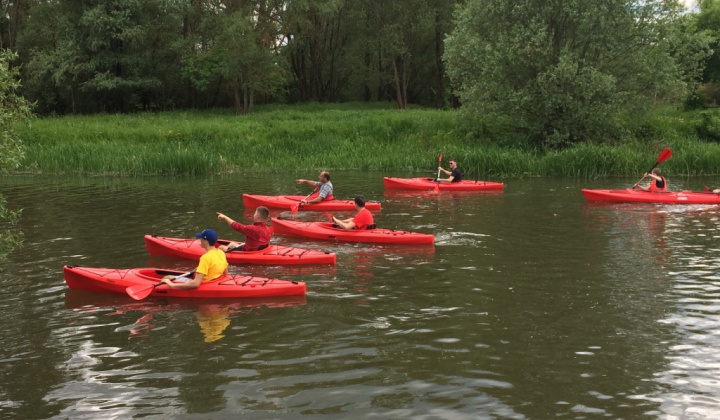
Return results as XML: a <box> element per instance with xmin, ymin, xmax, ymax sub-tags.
<box><xmin>0</xmin><ymin>50</ymin><xmax>31</xmax><ymax>263</ymax></box>
<box><xmin>0</xmin><ymin>50</ymin><xmax>33</xmax><ymax>172</ymax></box>
<box><xmin>692</xmin><ymin>0</ymin><xmax>720</xmax><ymax>83</ymax></box>
<box><xmin>10</xmin><ymin>104</ymin><xmax>720</xmax><ymax>178</ymax></box>
<box><xmin>19</xmin><ymin>0</ymin><xmax>186</xmax><ymax>113</ymax></box>
<box><xmin>0</xmin><ymin>194</ymin><xmax>23</xmax><ymax>265</ymax></box>
<box><xmin>445</xmin><ymin>0</ymin><xmax>710</xmax><ymax>149</ymax></box>
<box><xmin>694</xmin><ymin>110</ymin><xmax>720</xmax><ymax>141</ymax></box>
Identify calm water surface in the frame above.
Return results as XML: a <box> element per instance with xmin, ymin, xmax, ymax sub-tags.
<box><xmin>2</xmin><ymin>172</ymin><xmax>720</xmax><ymax>419</ymax></box>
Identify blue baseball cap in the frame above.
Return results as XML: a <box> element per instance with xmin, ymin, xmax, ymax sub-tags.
<box><xmin>195</xmin><ymin>229</ymin><xmax>218</xmax><ymax>245</ymax></box>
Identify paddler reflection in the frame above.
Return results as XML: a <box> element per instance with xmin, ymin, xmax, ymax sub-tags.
<box><xmin>194</xmin><ymin>305</ymin><xmax>231</xmax><ymax>342</ymax></box>
<box><xmin>65</xmin><ymin>291</ymin><xmax>307</xmax><ymax>342</ymax></box>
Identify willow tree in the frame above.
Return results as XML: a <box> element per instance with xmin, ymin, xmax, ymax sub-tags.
<box><xmin>445</xmin><ymin>0</ymin><xmax>709</xmax><ymax>148</ymax></box>
<box><xmin>0</xmin><ymin>50</ymin><xmax>31</xmax><ymax>262</ymax></box>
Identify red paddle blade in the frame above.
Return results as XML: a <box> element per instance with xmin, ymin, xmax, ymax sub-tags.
<box><xmin>705</xmin><ymin>185</ymin><xmax>710</xmax><ymax>192</ymax></box>
<box><xmin>126</xmin><ymin>283</ymin><xmax>156</xmax><ymax>300</ymax></box>
<box><xmin>433</xmin><ymin>184</ymin><xmax>440</xmax><ymax>193</ymax></box>
<box><xmin>657</xmin><ymin>148</ymin><xmax>672</xmax><ymax>163</ymax></box>
<box><xmin>324</xmin><ymin>213</ymin><xmax>333</xmax><ymax>222</ymax></box>
<box><xmin>438</xmin><ymin>152</ymin><xmax>443</xmax><ymax>163</ymax></box>
<box><xmin>291</xmin><ymin>204</ymin><xmax>299</xmax><ymax>214</ymax></box>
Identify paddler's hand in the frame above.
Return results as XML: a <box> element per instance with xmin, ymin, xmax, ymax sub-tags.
<box><xmin>161</xmin><ymin>278</ymin><xmax>175</xmax><ymax>287</ymax></box>
<box><xmin>216</xmin><ymin>212</ymin><xmax>227</xmax><ymax>220</ymax></box>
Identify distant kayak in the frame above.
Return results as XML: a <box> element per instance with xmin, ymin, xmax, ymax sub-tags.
<box><xmin>383</xmin><ymin>177</ymin><xmax>504</xmax><ymax>191</ymax></box>
<box><xmin>144</xmin><ymin>235</ymin><xmax>336</xmax><ymax>265</ymax></box>
<box><xmin>243</xmin><ymin>194</ymin><xmax>382</xmax><ymax>211</ymax></box>
<box><xmin>64</xmin><ymin>265</ymin><xmax>306</xmax><ymax>299</ymax></box>
<box><xmin>581</xmin><ymin>188</ymin><xmax>720</xmax><ymax>204</ymax></box>
<box><xmin>270</xmin><ymin>218</ymin><xmax>434</xmax><ymax>245</ymax></box>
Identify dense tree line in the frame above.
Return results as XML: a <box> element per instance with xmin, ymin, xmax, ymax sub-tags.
<box><xmin>0</xmin><ymin>0</ymin><xmax>457</xmax><ymax>114</ymax></box>
<box><xmin>0</xmin><ymin>0</ymin><xmax>718</xmax><ymax>147</ymax></box>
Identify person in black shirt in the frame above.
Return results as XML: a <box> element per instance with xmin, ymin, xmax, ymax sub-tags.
<box><xmin>438</xmin><ymin>159</ymin><xmax>463</xmax><ymax>183</ymax></box>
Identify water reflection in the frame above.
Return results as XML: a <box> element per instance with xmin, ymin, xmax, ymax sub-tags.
<box><xmin>65</xmin><ymin>290</ymin><xmax>307</xmax><ymax>342</ymax></box>
<box><xmin>8</xmin><ymin>175</ymin><xmax>720</xmax><ymax>418</ymax></box>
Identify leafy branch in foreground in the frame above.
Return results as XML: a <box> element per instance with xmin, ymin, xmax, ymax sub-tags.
<box><xmin>0</xmin><ymin>49</ymin><xmax>33</xmax><ymax>263</ymax></box>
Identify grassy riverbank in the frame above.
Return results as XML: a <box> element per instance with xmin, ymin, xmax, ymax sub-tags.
<box><xmin>13</xmin><ymin>102</ymin><xmax>720</xmax><ymax>177</ymax></box>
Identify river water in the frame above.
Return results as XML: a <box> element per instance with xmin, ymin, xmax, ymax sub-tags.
<box><xmin>2</xmin><ymin>172</ymin><xmax>720</xmax><ymax>419</ymax></box>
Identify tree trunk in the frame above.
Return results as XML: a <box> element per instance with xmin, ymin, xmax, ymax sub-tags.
<box><xmin>434</xmin><ymin>11</ymin><xmax>444</xmax><ymax>109</ymax></box>
<box><xmin>391</xmin><ymin>59</ymin><xmax>406</xmax><ymax>110</ymax></box>
<box><xmin>9</xmin><ymin>0</ymin><xmax>20</xmax><ymax>50</ymax></box>
<box><xmin>233</xmin><ymin>82</ymin><xmax>242</xmax><ymax>115</ymax></box>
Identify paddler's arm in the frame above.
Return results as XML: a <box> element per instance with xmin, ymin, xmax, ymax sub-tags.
<box><xmin>217</xmin><ymin>212</ymin><xmax>235</xmax><ymax>226</ymax></box>
<box><xmin>302</xmin><ymin>195</ymin><xmax>324</xmax><ymax>205</ymax></box>
<box><xmin>295</xmin><ymin>179</ymin><xmax>316</xmax><ymax>186</ymax></box>
<box><xmin>161</xmin><ymin>272</ymin><xmax>204</xmax><ymax>289</ymax></box>
<box><xmin>331</xmin><ymin>216</ymin><xmax>356</xmax><ymax>230</ymax></box>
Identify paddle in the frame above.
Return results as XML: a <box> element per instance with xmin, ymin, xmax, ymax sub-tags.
<box><xmin>434</xmin><ymin>152</ymin><xmax>443</xmax><ymax>193</ymax></box>
<box><xmin>633</xmin><ymin>148</ymin><xmax>672</xmax><ymax>189</ymax></box>
<box><xmin>126</xmin><ymin>269</ymin><xmax>196</xmax><ymax>300</ymax></box>
<box><xmin>291</xmin><ymin>191</ymin><xmax>315</xmax><ymax>214</ymax></box>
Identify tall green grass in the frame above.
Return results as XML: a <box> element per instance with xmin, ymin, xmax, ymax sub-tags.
<box><xmin>13</xmin><ymin>103</ymin><xmax>720</xmax><ymax>177</ymax></box>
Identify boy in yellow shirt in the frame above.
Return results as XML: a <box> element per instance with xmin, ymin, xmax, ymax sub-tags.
<box><xmin>161</xmin><ymin>229</ymin><xmax>228</xmax><ymax>289</ymax></box>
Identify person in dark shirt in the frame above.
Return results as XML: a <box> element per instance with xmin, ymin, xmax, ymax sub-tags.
<box><xmin>438</xmin><ymin>159</ymin><xmax>462</xmax><ymax>183</ymax></box>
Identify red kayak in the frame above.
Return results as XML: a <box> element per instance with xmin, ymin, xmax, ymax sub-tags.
<box><xmin>64</xmin><ymin>266</ymin><xmax>306</xmax><ymax>298</ymax></box>
<box><xmin>243</xmin><ymin>194</ymin><xmax>382</xmax><ymax>211</ymax></box>
<box><xmin>383</xmin><ymin>177</ymin><xmax>504</xmax><ymax>191</ymax></box>
<box><xmin>270</xmin><ymin>218</ymin><xmax>435</xmax><ymax>245</ymax></box>
<box><xmin>581</xmin><ymin>188</ymin><xmax>720</xmax><ymax>204</ymax></box>
<box><xmin>144</xmin><ymin>235</ymin><xmax>336</xmax><ymax>265</ymax></box>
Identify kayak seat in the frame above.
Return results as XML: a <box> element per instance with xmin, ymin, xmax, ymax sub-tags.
<box><xmin>331</xmin><ymin>223</ymin><xmax>376</xmax><ymax>230</ymax></box>
<box><xmin>228</xmin><ymin>243</ymin><xmax>269</xmax><ymax>252</ymax></box>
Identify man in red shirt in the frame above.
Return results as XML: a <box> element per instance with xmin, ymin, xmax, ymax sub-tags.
<box><xmin>216</xmin><ymin>206</ymin><xmax>272</xmax><ymax>251</ymax></box>
<box><xmin>332</xmin><ymin>196</ymin><xmax>374</xmax><ymax>230</ymax></box>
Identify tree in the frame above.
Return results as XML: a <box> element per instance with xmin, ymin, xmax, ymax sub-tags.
<box><xmin>19</xmin><ymin>0</ymin><xmax>187</xmax><ymax>113</ymax></box>
<box><xmin>283</xmin><ymin>0</ymin><xmax>361</xmax><ymax>102</ymax></box>
<box><xmin>184</xmin><ymin>1</ymin><xmax>287</xmax><ymax>115</ymax></box>
<box><xmin>445</xmin><ymin>0</ymin><xmax>710</xmax><ymax>148</ymax></box>
<box><xmin>693</xmin><ymin>0</ymin><xmax>720</xmax><ymax>83</ymax></box>
<box><xmin>0</xmin><ymin>49</ymin><xmax>31</xmax><ymax>263</ymax></box>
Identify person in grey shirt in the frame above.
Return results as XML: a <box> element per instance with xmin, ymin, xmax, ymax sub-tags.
<box><xmin>296</xmin><ymin>171</ymin><xmax>334</xmax><ymax>205</ymax></box>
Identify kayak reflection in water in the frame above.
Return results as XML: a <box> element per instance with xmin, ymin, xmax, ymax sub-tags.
<box><xmin>633</xmin><ymin>168</ymin><xmax>667</xmax><ymax>192</ymax></box>
<box><xmin>296</xmin><ymin>171</ymin><xmax>334</xmax><ymax>204</ymax></box>
<box><xmin>216</xmin><ymin>206</ymin><xmax>272</xmax><ymax>252</ymax></box>
<box><xmin>160</xmin><ymin>229</ymin><xmax>228</xmax><ymax>289</ymax></box>
<box><xmin>332</xmin><ymin>196</ymin><xmax>375</xmax><ymax>230</ymax></box>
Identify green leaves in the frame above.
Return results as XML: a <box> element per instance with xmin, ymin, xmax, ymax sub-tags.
<box><xmin>0</xmin><ymin>50</ymin><xmax>30</xmax><ymax>264</ymax></box>
<box><xmin>445</xmin><ymin>0</ymin><xmax>708</xmax><ymax>149</ymax></box>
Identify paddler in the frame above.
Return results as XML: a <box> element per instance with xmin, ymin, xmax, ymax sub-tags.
<box><xmin>633</xmin><ymin>168</ymin><xmax>667</xmax><ymax>192</ymax></box>
<box><xmin>216</xmin><ymin>206</ymin><xmax>272</xmax><ymax>252</ymax></box>
<box><xmin>161</xmin><ymin>229</ymin><xmax>228</xmax><ymax>289</ymax></box>
<box><xmin>332</xmin><ymin>196</ymin><xmax>374</xmax><ymax>230</ymax></box>
<box><xmin>296</xmin><ymin>171</ymin><xmax>334</xmax><ymax>205</ymax></box>
<box><xmin>437</xmin><ymin>159</ymin><xmax>463</xmax><ymax>183</ymax></box>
